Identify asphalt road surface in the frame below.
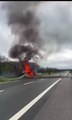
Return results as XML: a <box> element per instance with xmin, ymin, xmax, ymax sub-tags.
<box><xmin>0</xmin><ymin>72</ymin><xmax>71</xmax><ymax>120</ymax></box>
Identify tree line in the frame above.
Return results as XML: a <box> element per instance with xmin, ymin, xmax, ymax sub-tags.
<box><xmin>0</xmin><ymin>54</ymin><xmax>61</xmax><ymax>76</ymax></box>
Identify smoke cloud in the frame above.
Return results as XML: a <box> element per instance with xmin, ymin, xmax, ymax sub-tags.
<box><xmin>2</xmin><ymin>1</ymin><xmax>42</xmax><ymax>62</ymax></box>
<box><xmin>2</xmin><ymin>2</ymin><xmax>72</xmax><ymax>66</ymax></box>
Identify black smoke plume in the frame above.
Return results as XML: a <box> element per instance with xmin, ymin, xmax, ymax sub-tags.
<box><xmin>3</xmin><ymin>2</ymin><xmax>42</xmax><ymax>61</ymax></box>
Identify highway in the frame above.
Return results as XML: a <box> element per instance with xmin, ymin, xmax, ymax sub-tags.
<box><xmin>0</xmin><ymin>72</ymin><xmax>72</xmax><ymax>120</ymax></box>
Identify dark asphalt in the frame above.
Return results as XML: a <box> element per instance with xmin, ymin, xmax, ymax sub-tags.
<box><xmin>34</xmin><ymin>77</ymin><xmax>72</xmax><ymax>120</ymax></box>
<box><xmin>0</xmin><ymin>78</ymin><xmax>58</xmax><ymax>120</ymax></box>
<box><xmin>0</xmin><ymin>78</ymin><xmax>36</xmax><ymax>90</ymax></box>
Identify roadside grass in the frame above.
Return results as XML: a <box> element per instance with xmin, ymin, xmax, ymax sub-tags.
<box><xmin>0</xmin><ymin>72</ymin><xmax>61</xmax><ymax>84</ymax></box>
<box><xmin>0</xmin><ymin>75</ymin><xmax>29</xmax><ymax>84</ymax></box>
<box><xmin>0</xmin><ymin>76</ymin><xmax>18</xmax><ymax>84</ymax></box>
<box><xmin>40</xmin><ymin>72</ymin><xmax>61</xmax><ymax>77</ymax></box>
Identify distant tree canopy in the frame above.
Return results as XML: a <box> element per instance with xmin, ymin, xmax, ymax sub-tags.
<box><xmin>0</xmin><ymin>54</ymin><xmax>62</xmax><ymax>77</ymax></box>
<box><xmin>1</xmin><ymin>61</ymin><xmax>24</xmax><ymax>76</ymax></box>
<box><xmin>0</xmin><ymin>54</ymin><xmax>23</xmax><ymax>76</ymax></box>
<box><xmin>38</xmin><ymin>67</ymin><xmax>59</xmax><ymax>73</ymax></box>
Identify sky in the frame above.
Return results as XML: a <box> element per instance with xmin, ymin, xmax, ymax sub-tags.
<box><xmin>0</xmin><ymin>1</ymin><xmax>72</xmax><ymax>69</ymax></box>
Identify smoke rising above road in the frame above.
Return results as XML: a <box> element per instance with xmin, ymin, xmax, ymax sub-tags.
<box><xmin>1</xmin><ymin>1</ymin><xmax>72</xmax><ymax>68</ymax></box>
<box><xmin>2</xmin><ymin>1</ymin><xmax>42</xmax><ymax>61</ymax></box>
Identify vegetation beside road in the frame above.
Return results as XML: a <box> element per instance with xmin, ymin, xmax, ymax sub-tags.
<box><xmin>0</xmin><ymin>72</ymin><xmax>61</xmax><ymax>84</ymax></box>
<box><xmin>40</xmin><ymin>72</ymin><xmax>60</xmax><ymax>77</ymax></box>
<box><xmin>0</xmin><ymin>75</ymin><xmax>28</xmax><ymax>84</ymax></box>
<box><xmin>0</xmin><ymin>76</ymin><xmax>19</xmax><ymax>84</ymax></box>
<box><xmin>0</xmin><ymin>54</ymin><xmax>68</xmax><ymax>84</ymax></box>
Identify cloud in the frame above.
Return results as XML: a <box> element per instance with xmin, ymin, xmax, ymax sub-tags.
<box><xmin>0</xmin><ymin>22</ymin><xmax>13</xmax><ymax>55</ymax></box>
<box><xmin>39</xmin><ymin>50</ymin><xmax>72</xmax><ymax>69</ymax></box>
<box><xmin>35</xmin><ymin>2</ymin><xmax>72</xmax><ymax>68</ymax></box>
<box><xmin>37</xmin><ymin>2</ymin><xmax>72</xmax><ymax>51</ymax></box>
<box><xmin>0</xmin><ymin>2</ymin><xmax>13</xmax><ymax>56</ymax></box>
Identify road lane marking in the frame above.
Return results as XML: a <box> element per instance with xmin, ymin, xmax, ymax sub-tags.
<box><xmin>9</xmin><ymin>78</ymin><xmax>62</xmax><ymax>120</ymax></box>
<box><xmin>64</xmin><ymin>72</ymin><xmax>69</xmax><ymax>76</ymax></box>
<box><xmin>24</xmin><ymin>81</ymin><xmax>34</xmax><ymax>85</ymax></box>
<box><xmin>0</xmin><ymin>90</ymin><xmax>4</xmax><ymax>93</ymax></box>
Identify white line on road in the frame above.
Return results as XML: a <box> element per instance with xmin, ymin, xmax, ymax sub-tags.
<box><xmin>9</xmin><ymin>78</ymin><xmax>62</xmax><ymax>120</ymax></box>
<box><xmin>0</xmin><ymin>90</ymin><xmax>4</xmax><ymax>93</ymax></box>
<box><xmin>64</xmin><ymin>72</ymin><xmax>69</xmax><ymax>76</ymax></box>
<box><xmin>24</xmin><ymin>81</ymin><xmax>34</xmax><ymax>86</ymax></box>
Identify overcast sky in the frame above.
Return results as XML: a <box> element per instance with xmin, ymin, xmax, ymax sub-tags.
<box><xmin>0</xmin><ymin>1</ymin><xmax>72</xmax><ymax>69</ymax></box>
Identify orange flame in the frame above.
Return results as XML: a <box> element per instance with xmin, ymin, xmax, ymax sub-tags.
<box><xmin>23</xmin><ymin>60</ymin><xmax>35</xmax><ymax>78</ymax></box>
